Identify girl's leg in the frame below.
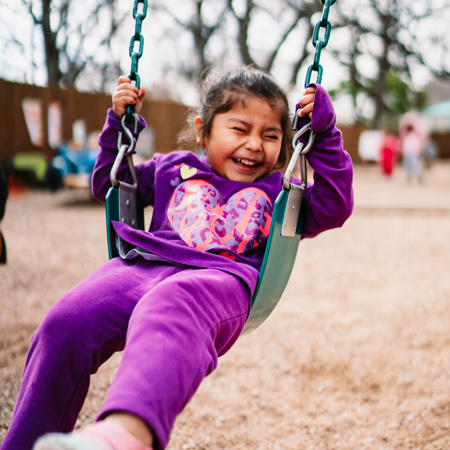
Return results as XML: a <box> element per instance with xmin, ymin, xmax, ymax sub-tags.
<box><xmin>100</xmin><ymin>267</ymin><xmax>250</xmax><ymax>450</ymax></box>
<box><xmin>2</xmin><ymin>258</ymin><xmax>178</xmax><ymax>450</ymax></box>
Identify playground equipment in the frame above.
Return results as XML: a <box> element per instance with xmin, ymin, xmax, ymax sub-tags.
<box><xmin>105</xmin><ymin>0</ymin><xmax>337</xmax><ymax>333</ymax></box>
<box><xmin>46</xmin><ymin>142</ymin><xmax>99</xmax><ymax>191</ymax></box>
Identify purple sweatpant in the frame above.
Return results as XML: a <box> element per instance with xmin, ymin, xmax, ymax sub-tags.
<box><xmin>2</xmin><ymin>257</ymin><xmax>250</xmax><ymax>450</ymax></box>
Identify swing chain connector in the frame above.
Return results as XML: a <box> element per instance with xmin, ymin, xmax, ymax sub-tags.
<box><xmin>283</xmin><ymin>121</ymin><xmax>316</xmax><ymax>191</ymax></box>
<box><xmin>280</xmin><ymin>121</ymin><xmax>315</xmax><ymax>237</ymax></box>
<box><xmin>117</xmin><ymin>114</ymin><xmax>138</xmax><ymax>154</ymax></box>
<box><xmin>110</xmin><ymin>115</ymin><xmax>139</xmax><ymax>188</ymax></box>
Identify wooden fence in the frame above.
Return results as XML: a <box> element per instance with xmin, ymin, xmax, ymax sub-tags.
<box><xmin>0</xmin><ymin>79</ymin><xmax>190</xmax><ymax>165</ymax></box>
<box><xmin>1</xmin><ymin>79</ymin><xmax>449</xmax><ymax>167</ymax></box>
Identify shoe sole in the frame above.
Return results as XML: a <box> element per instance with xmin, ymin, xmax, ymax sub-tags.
<box><xmin>34</xmin><ymin>437</ymin><xmax>74</xmax><ymax>450</ymax></box>
<box><xmin>33</xmin><ymin>434</ymin><xmax>95</xmax><ymax>450</ymax></box>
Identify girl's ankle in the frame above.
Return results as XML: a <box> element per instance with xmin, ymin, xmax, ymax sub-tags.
<box><xmin>104</xmin><ymin>413</ymin><xmax>153</xmax><ymax>447</ymax></box>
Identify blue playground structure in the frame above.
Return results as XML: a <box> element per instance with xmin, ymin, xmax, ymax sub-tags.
<box><xmin>45</xmin><ymin>143</ymin><xmax>99</xmax><ymax>191</ymax></box>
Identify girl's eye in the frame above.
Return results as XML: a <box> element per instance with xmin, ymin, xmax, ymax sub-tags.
<box><xmin>233</xmin><ymin>127</ymin><xmax>246</xmax><ymax>133</ymax></box>
<box><xmin>265</xmin><ymin>135</ymin><xmax>279</xmax><ymax>141</ymax></box>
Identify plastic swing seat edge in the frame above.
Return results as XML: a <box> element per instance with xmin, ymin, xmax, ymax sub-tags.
<box><xmin>105</xmin><ymin>185</ymin><xmax>145</xmax><ymax>260</ymax></box>
<box><xmin>242</xmin><ymin>188</ymin><xmax>302</xmax><ymax>334</ymax></box>
<box><xmin>106</xmin><ymin>186</ymin><xmax>120</xmax><ymax>259</ymax></box>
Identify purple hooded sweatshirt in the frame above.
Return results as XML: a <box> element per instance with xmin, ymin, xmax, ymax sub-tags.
<box><xmin>92</xmin><ymin>84</ymin><xmax>353</xmax><ymax>294</ymax></box>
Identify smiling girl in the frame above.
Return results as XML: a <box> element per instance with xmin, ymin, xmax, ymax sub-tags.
<box><xmin>3</xmin><ymin>67</ymin><xmax>353</xmax><ymax>450</ymax></box>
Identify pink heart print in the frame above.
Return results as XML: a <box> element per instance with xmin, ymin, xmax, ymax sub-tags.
<box><xmin>167</xmin><ymin>179</ymin><xmax>273</xmax><ymax>253</ymax></box>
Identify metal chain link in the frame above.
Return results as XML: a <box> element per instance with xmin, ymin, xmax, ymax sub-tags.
<box><xmin>292</xmin><ymin>0</ymin><xmax>336</xmax><ymax>134</ymax></box>
<box><xmin>286</xmin><ymin>0</ymin><xmax>336</xmax><ymax>190</ymax></box>
<box><xmin>126</xmin><ymin>0</ymin><xmax>148</xmax><ymax>122</ymax></box>
<box><xmin>113</xmin><ymin>0</ymin><xmax>148</xmax><ymax>174</ymax></box>
<box><xmin>304</xmin><ymin>0</ymin><xmax>336</xmax><ymax>87</ymax></box>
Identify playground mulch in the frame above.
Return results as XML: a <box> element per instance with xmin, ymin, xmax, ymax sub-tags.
<box><xmin>1</xmin><ymin>161</ymin><xmax>450</xmax><ymax>449</ymax></box>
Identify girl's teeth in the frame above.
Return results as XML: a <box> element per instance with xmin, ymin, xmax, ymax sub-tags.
<box><xmin>236</xmin><ymin>158</ymin><xmax>257</xmax><ymax>166</ymax></box>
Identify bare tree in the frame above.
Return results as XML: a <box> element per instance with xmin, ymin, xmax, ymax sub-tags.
<box><xmin>149</xmin><ymin>0</ymin><xmax>230</xmax><ymax>82</ymax></box>
<box><xmin>168</xmin><ymin>0</ymin><xmax>449</xmax><ymax>126</ymax></box>
<box><xmin>18</xmin><ymin>0</ymin><xmax>128</xmax><ymax>90</ymax></box>
<box><xmin>227</xmin><ymin>0</ymin><xmax>323</xmax><ymax>86</ymax></box>
<box><xmin>0</xmin><ymin>2</ymin><xmax>39</xmax><ymax>84</ymax></box>
<box><xmin>150</xmin><ymin>0</ymin><xmax>324</xmax><ymax>87</ymax></box>
<box><xmin>330</xmin><ymin>0</ymin><xmax>450</xmax><ymax>127</ymax></box>
<box><xmin>3</xmin><ymin>0</ymin><xmax>449</xmax><ymax>127</ymax></box>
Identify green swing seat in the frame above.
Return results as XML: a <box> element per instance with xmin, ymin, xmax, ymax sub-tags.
<box><xmin>105</xmin><ymin>0</ymin><xmax>335</xmax><ymax>333</ymax></box>
<box><xmin>105</xmin><ymin>116</ymin><xmax>314</xmax><ymax>333</ymax></box>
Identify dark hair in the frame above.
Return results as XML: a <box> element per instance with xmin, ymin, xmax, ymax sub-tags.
<box><xmin>178</xmin><ymin>66</ymin><xmax>292</xmax><ymax>170</ymax></box>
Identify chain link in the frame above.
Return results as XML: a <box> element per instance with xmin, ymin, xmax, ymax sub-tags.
<box><xmin>304</xmin><ymin>0</ymin><xmax>336</xmax><ymax>87</ymax></box>
<box><xmin>287</xmin><ymin>0</ymin><xmax>336</xmax><ymax>189</ymax></box>
<box><xmin>292</xmin><ymin>0</ymin><xmax>336</xmax><ymax>132</ymax></box>
<box><xmin>126</xmin><ymin>0</ymin><xmax>148</xmax><ymax>122</ymax></box>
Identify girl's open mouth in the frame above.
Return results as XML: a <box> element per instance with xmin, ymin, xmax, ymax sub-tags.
<box><xmin>232</xmin><ymin>157</ymin><xmax>260</xmax><ymax>168</ymax></box>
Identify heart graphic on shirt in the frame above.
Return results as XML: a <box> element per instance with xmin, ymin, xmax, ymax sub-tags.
<box><xmin>170</xmin><ymin>176</ymin><xmax>181</xmax><ymax>187</ymax></box>
<box><xmin>180</xmin><ymin>164</ymin><xmax>197</xmax><ymax>180</ymax></box>
<box><xmin>167</xmin><ymin>179</ymin><xmax>272</xmax><ymax>254</ymax></box>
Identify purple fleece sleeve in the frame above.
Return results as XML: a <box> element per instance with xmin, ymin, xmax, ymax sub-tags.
<box><xmin>297</xmin><ymin>84</ymin><xmax>354</xmax><ymax>238</ymax></box>
<box><xmin>91</xmin><ymin>109</ymin><xmax>147</xmax><ymax>203</ymax></box>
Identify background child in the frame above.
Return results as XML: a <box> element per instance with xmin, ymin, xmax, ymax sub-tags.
<box><xmin>400</xmin><ymin>123</ymin><xmax>424</xmax><ymax>183</ymax></box>
<box><xmin>379</xmin><ymin>129</ymin><xmax>399</xmax><ymax>180</ymax></box>
<box><xmin>399</xmin><ymin>112</ymin><xmax>426</xmax><ymax>184</ymax></box>
<box><xmin>2</xmin><ymin>67</ymin><xmax>353</xmax><ymax>450</ymax></box>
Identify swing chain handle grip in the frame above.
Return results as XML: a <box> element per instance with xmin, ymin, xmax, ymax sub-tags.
<box><xmin>283</xmin><ymin>122</ymin><xmax>316</xmax><ymax>191</ymax></box>
<box><xmin>117</xmin><ymin>114</ymin><xmax>138</xmax><ymax>156</ymax></box>
<box><xmin>110</xmin><ymin>115</ymin><xmax>139</xmax><ymax>188</ymax></box>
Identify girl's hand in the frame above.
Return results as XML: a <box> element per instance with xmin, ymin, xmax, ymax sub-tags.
<box><xmin>112</xmin><ymin>76</ymin><xmax>146</xmax><ymax>117</ymax></box>
<box><xmin>297</xmin><ymin>86</ymin><xmax>316</xmax><ymax>119</ymax></box>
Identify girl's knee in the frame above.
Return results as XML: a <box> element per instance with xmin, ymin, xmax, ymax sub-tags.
<box><xmin>33</xmin><ymin>300</ymin><xmax>83</xmax><ymax>349</ymax></box>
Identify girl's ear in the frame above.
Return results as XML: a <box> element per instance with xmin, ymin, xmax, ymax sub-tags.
<box><xmin>194</xmin><ymin>116</ymin><xmax>206</xmax><ymax>147</ymax></box>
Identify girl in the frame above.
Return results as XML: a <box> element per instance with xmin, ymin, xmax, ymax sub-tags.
<box><xmin>2</xmin><ymin>67</ymin><xmax>353</xmax><ymax>450</ymax></box>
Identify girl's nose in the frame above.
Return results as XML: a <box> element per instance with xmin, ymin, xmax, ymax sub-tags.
<box><xmin>245</xmin><ymin>135</ymin><xmax>262</xmax><ymax>152</ymax></box>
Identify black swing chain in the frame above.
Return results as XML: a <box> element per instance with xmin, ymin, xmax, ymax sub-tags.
<box><xmin>119</xmin><ymin>0</ymin><xmax>334</xmax><ymax>152</ymax></box>
<box><xmin>125</xmin><ymin>0</ymin><xmax>148</xmax><ymax>124</ymax></box>
<box><xmin>292</xmin><ymin>0</ymin><xmax>336</xmax><ymax>132</ymax></box>
<box><xmin>114</xmin><ymin>0</ymin><xmax>148</xmax><ymax>168</ymax></box>
<box><xmin>305</xmin><ymin>0</ymin><xmax>337</xmax><ymax>88</ymax></box>
<box><xmin>286</xmin><ymin>0</ymin><xmax>336</xmax><ymax>190</ymax></box>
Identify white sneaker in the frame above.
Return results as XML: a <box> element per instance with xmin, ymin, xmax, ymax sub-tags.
<box><xmin>33</xmin><ymin>421</ymin><xmax>153</xmax><ymax>450</ymax></box>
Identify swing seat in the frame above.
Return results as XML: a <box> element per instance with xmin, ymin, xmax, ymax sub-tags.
<box><xmin>105</xmin><ymin>178</ymin><xmax>304</xmax><ymax>333</ymax></box>
<box><xmin>106</xmin><ymin>182</ymin><xmax>145</xmax><ymax>259</ymax></box>
<box><xmin>102</xmin><ymin>0</ymin><xmax>337</xmax><ymax>334</ymax></box>
<box><xmin>241</xmin><ymin>184</ymin><xmax>303</xmax><ymax>333</ymax></box>
<box><xmin>105</xmin><ymin>119</ymin><xmax>313</xmax><ymax>333</ymax></box>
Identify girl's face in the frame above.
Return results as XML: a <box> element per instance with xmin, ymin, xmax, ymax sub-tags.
<box><xmin>195</xmin><ymin>97</ymin><xmax>283</xmax><ymax>183</ymax></box>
